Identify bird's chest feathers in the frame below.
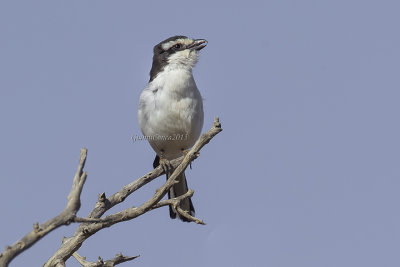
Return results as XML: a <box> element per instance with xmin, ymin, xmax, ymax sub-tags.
<box><xmin>153</xmin><ymin>69</ymin><xmax>199</xmax><ymax>116</ymax></box>
<box><xmin>139</xmin><ymin>63</ymin><xmax>204</xmax><ymax>157</ymax></box>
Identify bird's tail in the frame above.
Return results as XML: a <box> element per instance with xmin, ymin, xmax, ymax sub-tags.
<box><xmin>167</xmin><ymin>170</ymin><xmax>195</xmax><ymax>222</ymax></box>
<box><xmin>153</xmin><ymin>155</ymin><xmax>195</xmax><ymax>221</ymax></box>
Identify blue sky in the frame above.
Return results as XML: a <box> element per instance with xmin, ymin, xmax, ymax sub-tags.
<box><xmin>1</xmin><ymin>1</ymin><xmax>400</xmax><ymax>266</ymax></box>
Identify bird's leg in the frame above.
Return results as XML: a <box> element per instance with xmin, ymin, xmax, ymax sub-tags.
<box><xmin>159</xmin><ymin>149</ymin><xmax>172</xmax><ymax>172</ymax></box>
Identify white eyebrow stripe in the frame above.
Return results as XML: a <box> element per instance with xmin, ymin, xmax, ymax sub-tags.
<box><xmin>161</xmin><ymin>38</ymin><xmax>193</xmax><ymax>50</ymax></box>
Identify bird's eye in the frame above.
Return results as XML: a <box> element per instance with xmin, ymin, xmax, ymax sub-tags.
<box><xmin>173</xmin><ymin>44</ymin><xmax>181</xmax><ymax>49</ymax></box>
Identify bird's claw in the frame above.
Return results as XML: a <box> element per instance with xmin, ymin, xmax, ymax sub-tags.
<box><xmin>159</xmin><ymin>157</ymin><xmax>172</xmax><ymax>172</ymax></box>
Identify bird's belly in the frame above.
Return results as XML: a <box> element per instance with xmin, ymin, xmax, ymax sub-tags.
<box><xmin>143</xmin><ymin>96</ymin><xmax>203</xmax><ymax>159</ymax></box>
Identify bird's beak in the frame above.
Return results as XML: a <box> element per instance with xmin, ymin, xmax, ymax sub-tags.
<box><xmin>188</xmin><ymin>39</ymin><xmax>208</xmax><ymax>51</ymax></box>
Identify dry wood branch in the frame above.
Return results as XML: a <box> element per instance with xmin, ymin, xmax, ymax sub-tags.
<box><xmin>152</xmin><ymin>189</ymin><xmax>194</xmax><ymax>209</ymax></box>
<box><xmin>151</xmin><ymin>190</ymin><xmax>205</xmax><ymax>224</ymax></box>
<box><xmin>71</xmin><ymin>217</ymin><xmax>112</xmax><ymax>223</ymax></box>
<box><xmin>0</xmin><ymin>148</ymin><xmax>88</xmax><ymax>267</ymax></box>
<box><xmin>73</xmin><ymin>252</ymin><xmax>139</xmax><ymax>267</ymax></box>
<box><xmin>43</xmin><ymin>117</ymin><xmax>222</xmax><ymax>267</ymax></box>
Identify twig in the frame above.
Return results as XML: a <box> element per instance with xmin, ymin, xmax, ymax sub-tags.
<box><xmin>151</xmin><ymin>190</ymin><xmax>205</xmax><ymax>224</ymax></box>
<box><xmin>0</xmin><ymin>148</ymin><xmax>88</xmax><ymax>267</ymax></box>
<box><xmin>73</xmin><ymin>252</ymin><xmax>139</xmax><ymax>267</ymax></box>
<box><xmin>152</xmin><ymin>189</ymin><xmax>194</xmax><ymax>209</ymax></box>
<box><xmin>43</xmin><ymin>117</ymin><xmax>222</xmax><ymax>267</ymax></box>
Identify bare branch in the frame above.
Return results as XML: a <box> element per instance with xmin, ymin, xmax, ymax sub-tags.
<box><xmin>43</xmin><ymin>117</ymin><xmax>222</xmax><ymax>267</ymax></box>
<box><xmin>71</xmin><ymin>217</ymin><xmax>112</xmax><ymax>223</ymax></box>
<box><xmin>152</xmin><ymin>189</ymin><xmax>195</xmax><ymax>209</ymax></box>
<box><xmin>151</xmin><ymin>189</ymin><xmax>205</xmax><ymax>224</ymax></box>
<box><xmin>0</xmin><ymin>148</ymin><xmax>88</xmax><ymax>267</ymax></box>
<box><xmin>176</xmin><ymin>206</ymin><xmax>205</xmax><ymax>225</ymax></box>
<box><xmin>73</xmin><ymin>252</ymin><xmax>139</xmax><ymax>267</ymax></box>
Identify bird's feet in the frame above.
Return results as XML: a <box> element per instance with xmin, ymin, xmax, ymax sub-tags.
<box><xmin>181</xmin><ymin>148</ymin><xmax>190</xmax><ymax>157</ymax></box>
<box><xmin>159</xmin><ymin>157</ymin><xmax>172</xmax><ymax>173</ymax></box>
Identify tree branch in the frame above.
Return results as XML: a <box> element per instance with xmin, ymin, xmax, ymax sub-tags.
<box><xmin>151</xmin><ymin>190</ymin><xmax>205</xmax><ymax>224</ymax></box>
<box><xmin>43</xmin><ymin>117</ymin><xmax>222</xmax><ymax>267</ymax></box>
<box><xmin>72</xmin><ymin>252</ymin><xmax>139</xmax><ymax>267</ymax></box>
<box><xmin>0</xmin><ymin>148</ymin><xmax>88</xmax><ymax>267</ymax></box>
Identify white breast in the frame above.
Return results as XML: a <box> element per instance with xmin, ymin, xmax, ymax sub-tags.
<box><xmin>138</xmin><ymin>68</ymin><xmax>204</xmax><ymax>159</ymax></box>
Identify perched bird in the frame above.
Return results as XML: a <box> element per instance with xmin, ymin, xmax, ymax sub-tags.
<box><xmin>138</xmin><ymin>36</ymin><xmax>207</xmax><ymax>221</ymax></box>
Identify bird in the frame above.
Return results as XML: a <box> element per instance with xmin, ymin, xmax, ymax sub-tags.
<box><xmin>138</xmin><ymin>36</ymin><xmax>207</xmax><ymax>221</ymax></box>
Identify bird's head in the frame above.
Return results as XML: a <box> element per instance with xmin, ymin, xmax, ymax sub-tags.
<box><xmin>150</xmin><ymin>35</ymin><xmax>207</xmax><ymax>81</ymax></box>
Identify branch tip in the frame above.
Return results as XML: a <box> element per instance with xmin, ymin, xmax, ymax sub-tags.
<box><xmin>213</xmin><ymin>117</ymin><xmax>221</xmax><ymax>128</ymax></box>
<box><xmin>98</xmin><ymin>192</ymin><xmax>106</xmax><ymax>202</ymax></box>
<box><xmin>33</xmin><ymin>222</ymin><xmax>40</xmax><ymax>232</ymax></box>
